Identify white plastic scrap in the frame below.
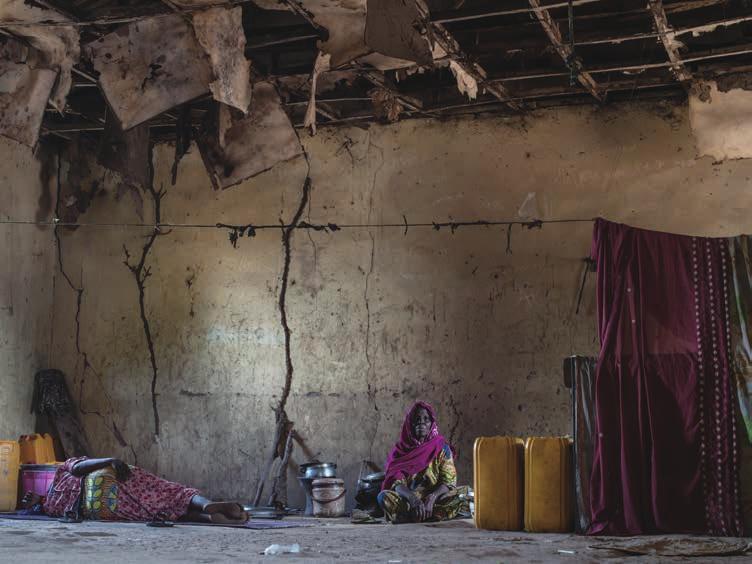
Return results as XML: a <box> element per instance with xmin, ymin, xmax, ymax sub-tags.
<box><xmin>517</xmin><ymin>192</ymin><xmax>540</xmax><ymax>220</ymax></box>
<box><xmin>263</xmin><ymin>543</ymin><xmax>301</xmax><ymax>555</ymax></box>
<box><xmin>449</xmin><ymin>60</ymin><xmax>478</xmax><ymax>100</ymax></box>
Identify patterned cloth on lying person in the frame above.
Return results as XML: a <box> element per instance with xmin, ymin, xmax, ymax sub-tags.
<box><xmin>20</xmin><ymin>457</ymin><xmax>247</xmax><ymax>524</ymax></box>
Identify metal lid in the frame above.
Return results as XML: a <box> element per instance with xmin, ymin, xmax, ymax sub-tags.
<box><xmin>299</xmin><ymin>462</ymin><xmax>336</xmax><ymax>471</ymax></box>
<box><xmin>312</xmin><ymin>478</ymin><xmax>344</xmax><ymax>487</ymax></box>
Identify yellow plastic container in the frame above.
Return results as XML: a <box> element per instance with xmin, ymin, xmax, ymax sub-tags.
<box><xmin>473</xmin><ymin>436</ymin><xmax>524</xmax><ymax>530</ymax></box>
<box><xmin>524</xmin><ymin>437</ymin><xmax>574</xmax><ymax>533</ymax></box>
<box><xmin>19</xmin><ymin>434</ymin><xmax>56</xmax><ymax>464</ymax></box>
<box><xmin>0</xmin><ymin>441</ymin><xmax>21</xmax><ymax>511</ymax></box>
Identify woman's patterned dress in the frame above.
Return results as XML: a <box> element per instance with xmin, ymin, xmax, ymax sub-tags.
<box><xmin>378</xmin><ymin>445</ymin><xmax>470</xmax><ymax>523</ymax></box>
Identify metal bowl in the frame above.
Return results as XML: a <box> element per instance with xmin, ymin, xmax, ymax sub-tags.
<box><xmin>361</xmin><ymin>472</ymin><xmax>385</xmax><ymax>483</ymax></box>
<box><xmin>244</xmin><ymin>505</ymin><xmax>285</xmax><ymax>520</ymax></box>
<box><xmin>299</xmin><ymin>462</ymin><xmax>337</xmax><ymax>479</ymax></box>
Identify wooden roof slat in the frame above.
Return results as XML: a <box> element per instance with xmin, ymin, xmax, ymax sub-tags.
<box><xmin>528</xmin><ymin>0</ymin><xmax>603</xmax><ymax>102</ymax></box>
<box><xmin>648</xmin><ymin>0</ymin><xmax>694</xmax><ymax>84</ymax></box>
<box><xmin>415</xmin><ymin>0</ymin><xmax>521</xmax><ymax>111</ymax></box>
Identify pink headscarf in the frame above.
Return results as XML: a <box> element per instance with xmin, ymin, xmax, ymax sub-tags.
<box><xmin>382</xmin><ymin>400</ymin><xmax>453</xmax><ymax>491</ymax></box>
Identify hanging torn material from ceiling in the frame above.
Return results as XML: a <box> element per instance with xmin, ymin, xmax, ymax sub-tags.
<box><xmin>448</xmin><ymin>60</ymin><xmax>478</xmax><ymax>100</ymax></box>
<box><xmin>254</xmin><ymin>0</ymin><xmax>367</xmax><ymax>68</ymax></box>
<box><xmin>364</xmin><ymin>0</ymin><xmax>433</xmax><ymax>67</ymax></box>
<box><xmin>86</xmin><ymin>13</ymin><xmax>212</xmax><ymax>130</ymax></box>
<box><xmin>0</xmin><ymin>0</ymin><xmax>80</xmax><ymax>113</ymax></box>
<box><xmin>98</xmin><ymin>112</ymin><xmax>151</xmax><ymax>188</ymax></box>
<box><xmin>0</xmin><ymin>36</ymin><xmax>57</xmax><ymax>147</ymax></box>
<box><xmin>689</xmin><ymin>80</ymin><xmax>752</xmax><ymax>162</ymax></box>
<box><xmin>303</xmin><ymin>50</ymin><xmax>331</xmax><ymax>135</ymax></box>
<box><xmin>370</xmin><ymin>87</ymin><xmax>404</xmax><ymax>122</ymax></box>
<box><xmin>191</xmin><ymin>6</ymin><xmax>252</xmax><ymax>114</ymax></box>
<box><xmin>197</xmin><ymin>81</ymin><xmax>303</xmax><ymax>190</ymax></box>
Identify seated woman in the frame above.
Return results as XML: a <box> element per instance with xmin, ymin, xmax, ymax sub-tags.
<box><xmin>21</xmin><ymin>457</ymin><xmax>247</xmax><ymax>524</ymax></box>
<box><xmin>378</xmin><ymin>401</ymin><xmax>469</xmax><ymax>523</ymax></box>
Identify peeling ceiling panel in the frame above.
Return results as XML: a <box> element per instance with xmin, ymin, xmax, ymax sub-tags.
<box><xmin>253</xmin><ymin>0</ymin><xmax>368</xmax><ymax>68</ymax></box>
<box><xmin>0</xmin><ymin>38</ymin><xmax>57</xmax><ymax>147</ymax></box>
<box><xmin>0</xmin><ymin>0</ymin><xmax>79</xmax><ymax>112</ymax></box>
<box><xmin>192</xmin><ymin>6</ymin><xmax>252</xmax><ymax>114</ymax></box>
<box><xmin>689</xmin><ymin>80</ymin><xmax>752</xmax><ymax>161</ymax></box>
<box><xmin>365</xmin><ymin>0</ymin><xmax>433</xmax><ymax>67</ymax></box>
<box><xmin>314</xmin><ymin>10</ymin><xmax>368</xmax><ymax>67</ymax></box>
<box><xmin>98</xmin><ymin>113</ymin><xmax>151</xmax><ymax>188</ymax></box>
<box><xmin>86</xmin><ymin>14</ymin><xmax>212</xmax><ymax>130</ymax></box>
<box><xmin>197</xmin><ymin>81</ymin><xmax>303</xmax><ymax>190</ymax></box>
<box><xmin>357</xmin><ymin>52</ymin><xmax>418</xmax><ymax>72</ymax></box>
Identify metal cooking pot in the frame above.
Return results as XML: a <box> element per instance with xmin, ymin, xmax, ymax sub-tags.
<box><xmin>299</xmin><ymin>462</ymin><xmax>337</xmax><ymax>479</ymax></box>
<box><xmin>360</xmin><ymin>471</ymin><xmax>385</xmax><ymax>483</ymax></box>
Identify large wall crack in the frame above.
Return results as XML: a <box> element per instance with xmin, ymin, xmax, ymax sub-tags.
<box><xmin>122</xmin><ymin>162</ymin><xmax>169</xmax><ymax>438</ymax></box>
<box><xmin>253</xmin><ymin>168</ymin><xmax>311</xmax><ymax>507</ymax></box>
<box><xmin>364</xmin><ymin>135</ymin><xmax>384</xmax><ymax>459</ymax></box>
<box><xmin>54</xmin><ymin>146</ymin><xmax>135</xmax><ymax>460</ymax></box>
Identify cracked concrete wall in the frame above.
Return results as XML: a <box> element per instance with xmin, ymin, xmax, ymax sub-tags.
<box><xmin>48</xmin><ymin>101</ymin><xmax>752</xmax><ymax>516</ymax></box>
<box><xmin>0</xmin><ymin>138</ymin><xmax>55</xmax><ymax>439</ymax></box>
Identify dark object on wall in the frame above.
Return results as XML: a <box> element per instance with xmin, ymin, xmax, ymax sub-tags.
<box><xmin>563</xmin><ymin>355</ymin><xmax>596</xmax><ymax>534</ymax></box>
<box><xmin>31</xmin><ymin>369</ymin><xmax>91</xmax><ymax>459</ymax></box>
<box><xmin>589</xmin><ymin>219</ymin><xmax>743</xmax><ymax>536</ymax></box>
<box><xmin>97</xmin><ymin>113</ymin><xmax>150</xmax><ymax>188</ymax></box>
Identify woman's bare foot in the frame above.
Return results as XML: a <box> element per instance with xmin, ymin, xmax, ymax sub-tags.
<box><xmin>203</xmin><ymin>501</ymin><xmax>247</xmax><ymax>521</ymax></box>
<box><xmin>20</xmin><ymin>491</ymin><xmax>41</xmax><ymax>509</ymax></box>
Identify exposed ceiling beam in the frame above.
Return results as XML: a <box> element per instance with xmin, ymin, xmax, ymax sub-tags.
<box><xmin>485</xmin><ymin>42</ymin><xmax>752</xmax><ymax>84</ymax></box>
<box><xmin>360</xmin><ymin>70</ymin><xmax>426</xmax><ymax>113</ymax></box>
<box><xmin>432</xmin><ymin>0</ymin><xmax>603</xmax><ymax>23</ymax></box>
<box><xmin>431</xmin><ymin>0</ymin><xmax>728</xmax><ymax>25</ymax></box>
<box><xmin>274</xmin><ymin>79</ymin><xmax>340</xmax><ymax>121</ymax></box>
<box><xmin>527</xmin><ymin>0</ymin><xmax>603</xmax><ymax>102</ymax></box>
<box><xmin>648</xmin><ymin>0</ymin><xmax>693</xmax><ymax>84</ymax></box>
<box><xmin>415</xmin><ymin>0</ymin><xmax>521</xmax><ymax>111</ymax></box>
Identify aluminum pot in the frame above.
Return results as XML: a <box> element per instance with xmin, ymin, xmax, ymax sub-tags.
<box><xmin>299</xmin><ymin>462</ymin><xmax>337</xmax><ymax>479</ymax></box>
<box><xmin>357</xmin><ymin>471</ymin><xmax>385</xmax><ymax>488</ymax></box>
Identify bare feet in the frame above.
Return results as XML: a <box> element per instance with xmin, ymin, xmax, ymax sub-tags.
<box><xmin>203</xmin><ymin>501</ymin><xmax>248</xmax><ymax>522</ymax></box>
<box><xmin>20</xmin><ymin>491</ymin><xmax>41</xmax><ymax>509</ymax></box>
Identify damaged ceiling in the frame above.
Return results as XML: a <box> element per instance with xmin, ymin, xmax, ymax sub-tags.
<box><xmin>2</xmin><ymin>0</ymin><xmax>752</xmax><ymax>183</ymax></box>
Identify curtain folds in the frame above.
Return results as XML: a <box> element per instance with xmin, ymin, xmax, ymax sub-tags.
<box><xmin>588</xmin><ymin>218</ymin><xmax>743</xmax><ymax>536</ymax></box>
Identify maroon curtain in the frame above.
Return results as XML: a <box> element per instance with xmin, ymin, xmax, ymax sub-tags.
<box><xmin>588</xmin><ymin>219</ymin><xmax>743</xmax><ymax>536</ymax></box>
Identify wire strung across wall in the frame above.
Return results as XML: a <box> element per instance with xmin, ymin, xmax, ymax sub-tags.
<box><xmin>0</xmin><ymin>216</ymin><xmax>596</xmax><ymax>256</ymax></box>
<box><xmin>0</xmin><ymin>217</ymin><xmax>595</xmax><ymax>230</ymax></box>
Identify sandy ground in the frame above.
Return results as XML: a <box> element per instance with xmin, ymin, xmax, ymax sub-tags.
<box><xmin>1</xmin><ymin>517</ymin><xmax>750</xmax><ymax>563</ymax></box>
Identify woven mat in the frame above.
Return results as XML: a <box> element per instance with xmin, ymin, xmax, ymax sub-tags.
<box><xmin>591</xmin><ymin>537</ymin><xmax>752</xmax><ymax>557</ymax></box>
<box><xmin>1</xmin><ymin>512</ymin><xmax>313</xmax><ymax>530</ymax></box>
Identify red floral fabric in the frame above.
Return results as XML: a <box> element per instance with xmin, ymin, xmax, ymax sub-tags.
<box><xmin>85</xmin><ymin>465</ymin><xmax>198</xmax><ymax>521</ymax></box>
<box><xmin>43</xmin><ymin>456</ymin><xmax>87</xmax><ymax>517</ymax></box>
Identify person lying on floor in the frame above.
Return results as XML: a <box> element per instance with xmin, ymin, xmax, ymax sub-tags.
<box><xmin>378</xmin><ymin>400</ymin><xmax>469</xmax><ymax>523</ymax></box>
<box><xmin>20</xmin><ymin>457</ymin><xmax>247</xmax><ymax>524</ymax></box>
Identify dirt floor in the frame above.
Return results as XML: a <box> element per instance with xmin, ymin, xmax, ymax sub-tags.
<box><xmin>1</xmin><ymin>517</ymin><xmax>751</xmax><ymax>563</ymax></box>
